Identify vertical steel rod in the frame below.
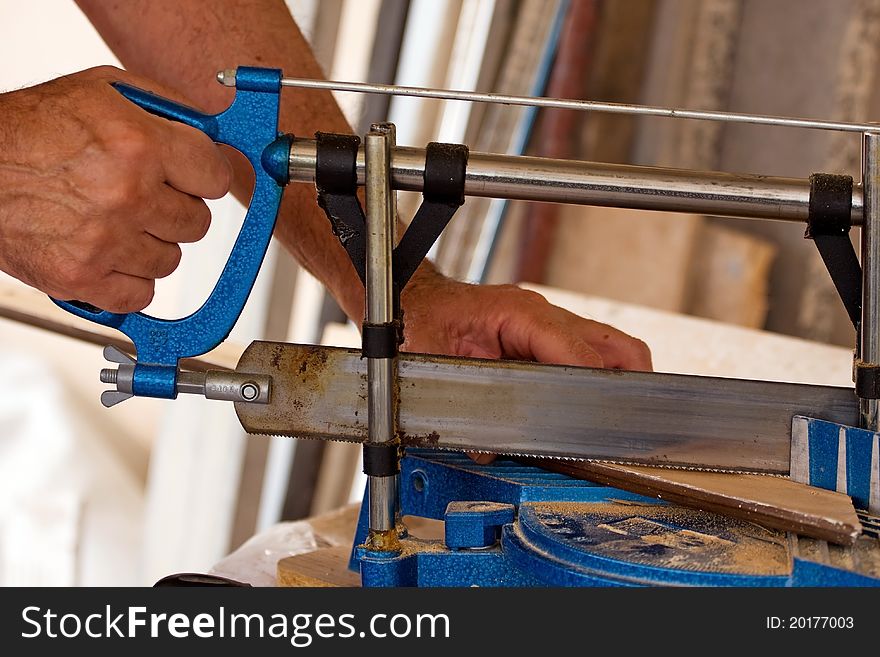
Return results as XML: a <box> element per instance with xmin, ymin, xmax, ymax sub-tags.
<box><xmin>365</xmin><ymin>128</ymin><xmax>399</xmax><ymax>537</ymax></box>
<box><xmin>860</xmin><ymin>132</ymin><xmax>880</xmax><ymax>430</ymax></box>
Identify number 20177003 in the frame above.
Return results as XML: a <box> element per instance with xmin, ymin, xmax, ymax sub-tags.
<box><xmin>766</xmin><ymin>617</ymin><xmax>854</xmax><ymax>630</ymax></box>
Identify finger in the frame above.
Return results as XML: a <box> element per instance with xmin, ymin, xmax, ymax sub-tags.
<box><xmin>87</xmin><ymin>67</ymin><xmax>232</xmax><ymax>199</ymax></box>
<box><xmin>596</xmin><ymin>335</ymin><xmax>653</xmax><ymax>371</ymax></box>
<box><xmin>145</xmin><ymin>183</ymin><xmax>212</xmax><ymax>244</ymax></box>
<box><xmin>501</xmin><ymin>315</ymin><xmax>605</xmax><ymax>368</ymax></box>
<box><xmin>161</xmin><ymin>120</ymin><xmax>232</xmax><ymax>199</ymax></box>
<box><xmin>577</xmin><ymin>321</ymin><xmax>654</xmax><ymax>371</ymax></box>
<box><xmin>532</xmin><ymin>329</ymin><xmax>605</xmax><ymax>368</ymax></box>
<box><xmin>110</xmin><ymin>232</ymin><xmax>182</xmax><ymax>281</ymax></box>
<box><xmin>468</xmin><ymin>452</ymin><xmax>496</xmax><ymax>465</ymax></box>
<box><xmin>81</xmin><ymin>272</ymin><xmax>155</xmax><ymax>313</ymax></box>
<box><xmin>523</xmin><ymin>299</ymin><xmax>653</xmax><ymax>372</ymax></box>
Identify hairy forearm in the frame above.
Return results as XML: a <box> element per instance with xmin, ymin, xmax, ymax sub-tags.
<box><xmin>76</xmin><ymin>0</ymin><xmax>367</xmax><ymax>319</ymax></box>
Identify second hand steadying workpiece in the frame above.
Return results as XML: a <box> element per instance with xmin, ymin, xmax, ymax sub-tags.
<box><xmin>217</xmin><ymin>69</ymin><xmax>878</xmax><ymax>134</ymax></box>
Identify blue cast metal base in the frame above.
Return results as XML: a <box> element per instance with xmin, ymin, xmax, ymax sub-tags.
<box><xmin>350</xmin><ymin>449</ymin><xmax>880</xmax><ymax>587</ymax></box>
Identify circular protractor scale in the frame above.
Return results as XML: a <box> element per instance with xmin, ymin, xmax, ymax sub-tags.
<box><xmin>503</xmin><ymin>501</ymin><xmax>792</xmax><ymax>586</ymax></box>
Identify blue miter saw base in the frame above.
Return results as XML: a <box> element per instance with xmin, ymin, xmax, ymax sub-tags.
<box><xmin>350</xmin><ymin>449</ymin><xmax>880</xmax><ymax>587</ymax></box>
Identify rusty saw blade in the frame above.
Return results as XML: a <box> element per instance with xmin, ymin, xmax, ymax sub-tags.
<box><xmin>233</xmin><ymin>342</ymin><xmax>859</xmax><ymax>474</ymax></box>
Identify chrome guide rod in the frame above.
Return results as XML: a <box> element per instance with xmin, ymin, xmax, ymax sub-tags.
<box><xmin>274</xmin><ymin>75</ymin><xmax>880</xmax><ymax>134</ymax></box>
<box><xmin>861</xmin><ymin>133</ymin><xmax>880</xmax><ymax>431</ymax></box>
<box><xmin>364</xmin><ymin>127</ymin><xmax>399</xmax><ymax>537</ymax></box>
<box><xmin>288</xmin><ymin>138</ymin><xmax>865</xmax><ymax>225</ymax></box>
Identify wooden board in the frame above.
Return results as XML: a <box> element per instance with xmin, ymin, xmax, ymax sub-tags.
<box><xmin>688</xmin><ymin>223</ymin><xmax>777</xmax><ymax>328</ymax></box>
<box><xmin>277</xmin><ymin>546</ymin><xmax>362</xmax><ymax>587</ymax></box>
<box><xmin>545</xmin><ymin>206</ymin><xmax>701</xmax><ymax>312</ymax></box>
<box><xmin>0</xmin><ymin>280</ymin><xmax>243</xmax><ymax>371</ymax></box>
<box><xmin>276</xmin><ymin>506</ymin><xmax>444</xmax><ymax>587</ymax></box>
<box><xmin>526</xmin><ymin>459</ymin><xmax>862</xmax><ymax>545</ymax></box>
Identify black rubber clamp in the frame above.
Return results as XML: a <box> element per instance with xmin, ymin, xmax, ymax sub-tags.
<box><xmin>315</xmin><ymin>132</ymin><xmax>368</xmax><ymax>283</ymax></box>
<box><xmin>856</xmin><ymin>361</ymin><xmax>880</xmax><ymax>399</ymax></box>
<box><xmin>363</xmin><ymin>443</ymin><xmax>400</xmax><ymax>477</ymax></box>
<box><xmin>805</xmin><ymin>172</ymin><xmax>861</xmax><ymax>328</ymax></box>
<box><xmin>315</xmin><ymin>132</ymin><xmax>359</xmax><ymax>192</ymax></box>
<box><xmin>393</xmin><ymin>142</ymin><xmax>469</xmax><ymax>289</ymax></box>
<box><xmin>362</xmin><ymin>322</ymin><xmax>399</xmax><ymax>358</ymax></box>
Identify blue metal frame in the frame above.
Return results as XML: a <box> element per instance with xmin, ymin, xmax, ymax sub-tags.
<box><xmin>53</xmin><ymin>67</ymin><xmax>289</xmax><ymax>398</ymax></box>
<box><xmin>351</xmin><ymin>449</ymin><xmax>880</xmax><ymax>587</ymax></box>
<box><xmin>791</xmin><ymin>415</ymin><xmax>879</xmax><ymax>513</ymax></box>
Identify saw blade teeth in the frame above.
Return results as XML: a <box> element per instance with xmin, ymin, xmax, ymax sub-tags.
<box><xmin>243</xmin><ymin>430</ymin><xmax>365</xmax><ymax>445</ymax></box>
<box><xmin>428</xmin><ymin>445</ymin><xmax>782</xmax><ymax>476</ymax></box>
<box><xmin>241</xmin><ymin>432</ymin><xmax>782</xmax><ymax>476</ymax></box>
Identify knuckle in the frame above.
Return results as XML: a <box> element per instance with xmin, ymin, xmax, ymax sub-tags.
<box><xmin>87</xmin><ymin>226</ymin><xmax>116</xmax><ymax>261</ymax></box>
<box><xmin>157</xmin><ymin>245</ymin><xmax>182</xmax><ymax>278</ymax></box>
<box><xmin>172</xmin><ymin>197</ymin><xmax>212</xmax><ymax>242</ymax></box>
<box><xmin>216</xmin><ymin>154</ymin><xmax>233</xmax><ymax>194</ymax></box>
<box><xmin>88</xmin><ymin>65</ymin><xmax>123</xmax><ymax>80</ymax></box>
<box><xmin>121</xmin><ymin>283</ymin><xmax>155</xmax><ymax>312</ymax></box>
<box><xmin>203</xmin><ymin>149</ymin><xmax>232</xmax><ymax>199</ymax></box>
<box><xmin>192</xmin><ymin>202</ymin><xmax>212</xmax><ymax>239</ymax></box>
<box><xmin>501</xmin><ymin>284</ymin><xmax>545</xmax><ymax>305</ymax></box>
<box><xmin>520</xmin><ymin>288</ymin><xmax>547</xmax><ymax>305</ymax></box>
<box><xmin>93</xmin><ymin>112</ymin><xmax>157</xmax><ymax>165</ymax></box>
<box><xmin>56</xmin><ymin>260</ymin><xmax>93</xmax><ymax>291</ymax></box>
<box><xmin>139</xmin><ymin>283</ymin><xmax>156</xmax><ymax>308</ymax></box>
<box><xmin>634</xmin><ymin>338</ymin><xmax>653</xmax><ymax>361</ymax></box>
<box><xmin>90</xmin><ymin>168</ymin><xmax>142</xmax><ymax>211</ymax></box>
<box><xmin>106</xmin><ymin>121</ymin><xmax>155</xmax><ymax>161</ymax></box>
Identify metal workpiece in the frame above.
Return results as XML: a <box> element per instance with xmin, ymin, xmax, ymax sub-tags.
<box><xmin>234</xmin><ymin>342</ymin><xmax>860</xmax><ymax>474</ymax></box>
<box><xmin>364</xmin><ymin>128</ymin><xmax>400</xmax><ymax>537</ymax></box>
<box><xmin>289</xmin><ymin>138</ymin><xmax>864</xmax><ymax>224</ymax></box>
<box><xmin>861</xmin><ymin>133</ymin><xmax>880</xmax><ymax>431</ymax></box>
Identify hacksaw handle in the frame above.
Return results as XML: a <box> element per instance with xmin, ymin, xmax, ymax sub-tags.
<box><xmin>53</xmin><ymin>67</ymin><xmax>290</xmax><ymax>399</ymax></box>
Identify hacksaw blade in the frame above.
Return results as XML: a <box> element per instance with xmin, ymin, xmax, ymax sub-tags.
<box><xmin>233</xmin><ymin>342</ymin><xmax>859</xmax><ymax>474</ymax></box>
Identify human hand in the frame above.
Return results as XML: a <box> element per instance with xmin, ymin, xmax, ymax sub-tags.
<box><xmin>401</xmin><ymin>270</ymin><xmax>652</xmax><ymax>369</ymax></box>
<box><xmin>0</xmin><ymin>66</ymin><xmax>231</xmax><ymax>312</ymax></box>
<box><xmin>400</xmin><ymin>270</ymin><xmax>653</xmax><ymax>463</ymax></box>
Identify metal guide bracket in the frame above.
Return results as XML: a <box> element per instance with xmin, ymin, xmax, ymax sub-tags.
<box><xmin>392</xmin><ymin>142</ymin><xmax>469</xmax><ymax>289</ymax></box>
<box><xmin>315</xmin><ymin>132</ymin><xmax>368</xmax><ymax>283</ymax></box>
<box><xmin>790</xmin><ymin>415</ymin><xmax>879</xmax><ymax>515</ymax></box>
<box><xmin>805</xmin><ymin>172</ymin><xmax>862</xmax><ymax>328</ymax></box>
<box><xmin>314</xmin><ymin>132</ymin><xmax>469</xmax><ymax>296</ymax></box>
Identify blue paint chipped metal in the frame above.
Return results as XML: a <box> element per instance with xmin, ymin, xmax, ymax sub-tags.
<box><xmin>791</xmin><ymin>415</ymin><xmax>880</xmax><ymax>514</ymax></box>
<box><xmin>351</xmin><ymin>449</ymin><xmax>880</xmax><ymax>587</ymax></box>
<box><xmin>444</xmin><ymin>501</ymin><xmax>515</xmax><ymax>549</ymax></box>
